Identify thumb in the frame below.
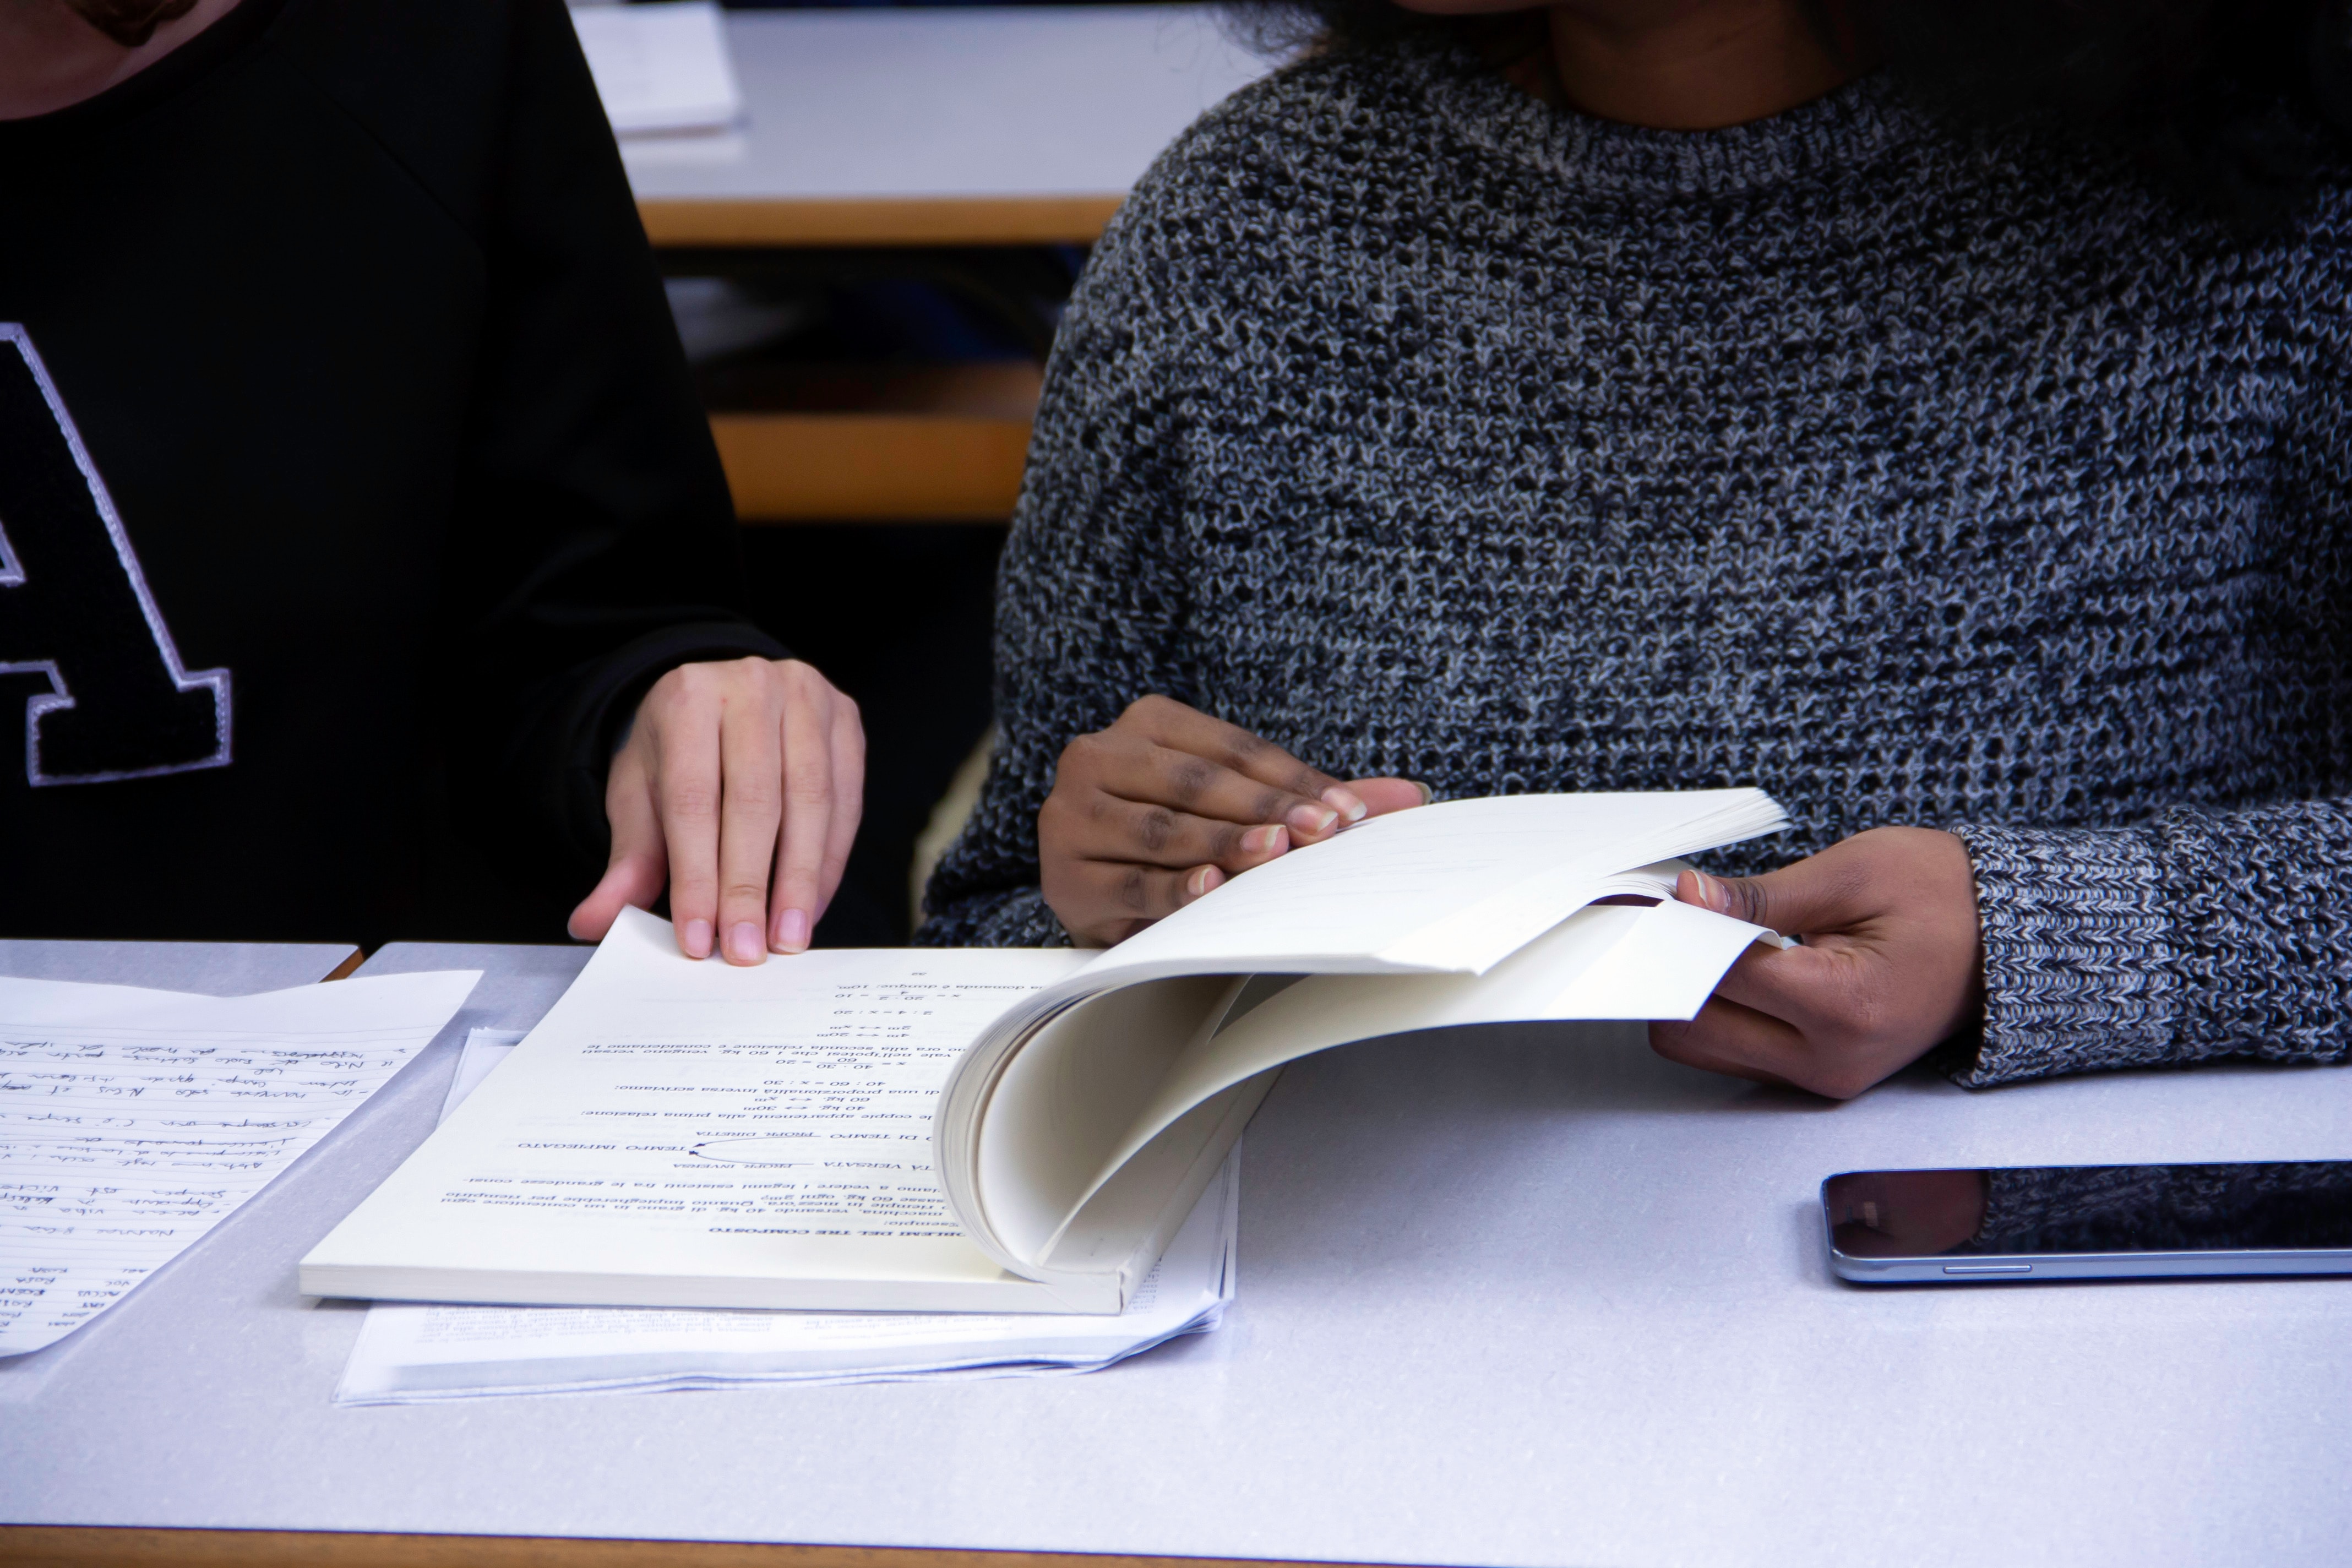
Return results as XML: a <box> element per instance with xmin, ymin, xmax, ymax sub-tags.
<box><xmin>1675</xmin><ymin>859</ymin><xmax>1859</xmax><ymax>941</ymax></box>
<box><xmin>567</xmin><ymin>852</ymin><xmax>666</xmax><ymax>941</ymax></box>
<box><xmin>568</xmin><ymin>773</ymin><xmax>668</xmax><ymax>941</ymax></box>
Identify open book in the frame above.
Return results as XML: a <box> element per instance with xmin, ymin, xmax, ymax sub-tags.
<box><xmin>302</xmin><ymin>790</ymin><xmax>1785</xmax><ymax>1314</ymax></box>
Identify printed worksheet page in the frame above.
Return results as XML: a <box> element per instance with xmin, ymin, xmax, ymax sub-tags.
<box><xmin>0</xmin><ymin>969</ymin><xmax>480</xmax><ymax>1357</ymax></box>
<box><xmin>303</xmin><ymin>910</ymin><xmax>1092</xmax><ymax>1310</ymax></box>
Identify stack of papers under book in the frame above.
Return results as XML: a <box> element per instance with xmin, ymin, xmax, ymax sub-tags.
<box><xmin>336</xmin><ymin>1030</ymin><xmax>1235</xmax><ymax>1403</ymax></box>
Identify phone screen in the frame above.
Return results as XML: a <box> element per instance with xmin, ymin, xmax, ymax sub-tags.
<box><xmin>1824</xmin><ymin>1161</ymin><xmax>2352</xmax><ymax>1261</ymax></box>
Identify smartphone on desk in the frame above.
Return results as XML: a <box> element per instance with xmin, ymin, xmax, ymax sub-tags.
<box><xmin>1822</xmin><ymin>1161</ymin><xmax>2352</xmax><ymax>1283</ymax></box>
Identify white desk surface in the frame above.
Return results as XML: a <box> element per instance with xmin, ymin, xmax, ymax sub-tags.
<box><xmin>7</xmin><ymin>938</ymin><xmax>2352</xmax><ymax>1567</ymax></box>
<box><xmin>621</xmin><ymin>6</ymin><xmax>1271</xmax><ymax>203</ymax></box>
<box><xmin>0</xmin><ymin>938</ymin><xmax>355</xmax><ymax>995</ymax></box>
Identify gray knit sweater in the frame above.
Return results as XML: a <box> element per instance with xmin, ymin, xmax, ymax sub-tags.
<box><xmin>919</xmin><ymin>43</ymin><xmax>2352</xmax><ymax>1088</ymax></box>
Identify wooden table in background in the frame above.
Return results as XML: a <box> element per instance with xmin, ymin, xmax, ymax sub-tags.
<box><xmin>625</xmin><ymin>6</ymin><xmax>1268</xmax><ymax>525</ymax></box>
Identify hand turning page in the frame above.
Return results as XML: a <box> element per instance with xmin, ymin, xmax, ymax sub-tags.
<box><xmin>304</xmin><ymin>790</ymin><xmax>1787</xmax><ymax>1315</ymax></box>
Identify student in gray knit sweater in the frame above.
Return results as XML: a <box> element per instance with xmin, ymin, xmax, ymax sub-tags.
<box><xmin>921</xmin><ymin>0</ymin><xmax>2352</xmax><ymax>1100</ymax></box>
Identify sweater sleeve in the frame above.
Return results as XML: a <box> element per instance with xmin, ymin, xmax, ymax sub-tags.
<box><xmin>915</xmin><ymin>188</ymin><xmax>1203</xmax><ymax>948</ymax></box>
<box><xmin>1948</xmin><ymin>273</ymin><xmax>2352</xmax><ymax>1086</ymax></box>
<box><xmin>1952</xmin><ymin>805</ymin><xmax>2352</xmax><ymax>1085</ymax></box>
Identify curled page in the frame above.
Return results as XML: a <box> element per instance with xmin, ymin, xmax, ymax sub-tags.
<box><xmin>935</xmin><ymin>790</ymin><xmax>1790</xmax><ymax>1294</ymax></box>
<box><xmin>1001</xmin><ymin>899</ymin><xmax>1772</xmax><ymax>1274</ymax></box>
<box><xmin>1082</xmin><ymin>789</ymin><xmax>1785</xmax><ymax>979</ymax></box>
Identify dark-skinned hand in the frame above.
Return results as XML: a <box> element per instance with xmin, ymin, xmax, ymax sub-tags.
<box><xmin>1040</xmin><ymin>694</ymin><xmax>1428</xmax><ymax>946</ymax></box>
<box><xmin>1649</xmin><ymin>825</ymin><xmax>1985</xmax><ymax>1099</ymax></box>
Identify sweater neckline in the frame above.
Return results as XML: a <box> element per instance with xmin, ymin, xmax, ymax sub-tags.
<box><xmin>1407</xmin><ymin>44</ymin><xmax>1925</xmax><ymax>202</ymax></box>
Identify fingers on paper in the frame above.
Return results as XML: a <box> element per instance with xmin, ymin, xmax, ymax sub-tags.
<box><xmin>1111</xmin><ymin>695</ymin><xmax>1365</xmax><ymax>830</ymax></box>
<box><xmin>764</xmin><ymin>662</ymin><xmax>857</xmax><ymax>957</ymax></box>
<box><xmin>569</xmin><ymin>745</ymin><xmax>668</xmax><ymax>942</ymax></box>
<box><xmin>814</xmin><ymin>693</ymin><xmax>865</xmax><ymax>924</ymax></box>
<box><xmin>1346</xmin><ymin>776</ymin><xmax>1433</xmax><ymax>818</ymax></box>
<box><xmin>1676</xmin><ymin>854</ymin><xmax>1870</xmax><ymax>943</ymax></box>
<box><xmin>647</xmin><ymin>666</ymin><xmax>729</xmax><ymax>960</ymax></box>
<box><xmin>613</xmin><ymin>656</ymin><xmax>866</xmax><ymax>965</ymax></box>
<box><xmin>1044</xmin><ymin>786</ymin><xmax>1295</xmax><ymax>872</ymax></box>
<box><xmin>1048</xmin><ymin>857</ymin><xmax>1226</xmax><ymax>946</ymax></box>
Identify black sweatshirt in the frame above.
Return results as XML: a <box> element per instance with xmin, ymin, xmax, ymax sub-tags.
<box><xmin>0</xmin><ymin>0</ymin><xmax>783</xmax><ymax>943</ymax></box>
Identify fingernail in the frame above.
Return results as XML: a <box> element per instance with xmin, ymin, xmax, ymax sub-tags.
<box><xmin>682</xmin><ymin>918</ymin><xmax>714</xmax><ymax>959</ymax></box>
<box><xmin>1321</xmin><ymin>786</ymin><xmax>1367</xmax><ymax>823</ymax></box>
<box><xmin>1242</xmin><ymin>824</ymin><xmax>1290</xmax><ymax>856</ymax></box>
<box><xmin>726</xmin><ymin>921</ymin><xmax>765</xmax><ymax>964</ymax></box>
<box><xmin>1693</xmin><ymin>872</ymin><xmax>1729</xmax><ymax>913</ymax></box>
<box><xmin>773</xmin><ymin>907</ymin><xmax>811</xmax><ymax>954</ymax></box>
<box><xmin>1286</xmin><ymin>802</ymin><xmax>1340</xmax><ymax>837</ymax></box>
<box><xmin>1413</xmin><ymin>781</ymin><xmax>1434</xmax><ymax>805</ymax></box>
<box><xmin>1187</xmin><ymin>865</ymin><xmax>1224</xmax><ymax>899</ymax></box>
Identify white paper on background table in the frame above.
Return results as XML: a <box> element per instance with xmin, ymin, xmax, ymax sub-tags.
<box><xmin>570</xmin><ymin>0</ymin><xmax>743</xmax><ymax>136</ymax></box>
<box><xmin>334</xmin><ymin>1023</ymin><xmax>1237</xmax><ymax>1403</ymax></box>
<box><xmin>0</xmin><ymin>970</ymin><xmax>480</xmax><ymax>1357</ymax></box>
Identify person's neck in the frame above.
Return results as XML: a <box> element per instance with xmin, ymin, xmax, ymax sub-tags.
<box><xmin>1540</xmin><ymin>0</ymin><xmax>1856</xmax><ymax>130</ymax></box>
<box><xmin>0</xmin><ymin>0</ymin><xmax>242</xmax><ymax>121</ymax></box>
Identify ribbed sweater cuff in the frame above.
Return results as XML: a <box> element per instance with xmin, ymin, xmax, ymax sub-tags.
<box><xmin>1949</xmin><ymin>823</ymin><xmax>2180</xmax><ymax>1087</ymax></box>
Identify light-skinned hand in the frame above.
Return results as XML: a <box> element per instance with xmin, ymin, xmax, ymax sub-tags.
<box><xmin>1649</xmin><ymin>825</ymin><xmax>1985</xmax><ymax>1099</ymax></box>
<box><xmin>567</xmin><ymin>657</ymin><xmax>863</xmax><ymax>965</ymax></box>
<box><xmin>1040</xmin><ymin>694</ymin><xmax>1427</xmax><ymax>946</ymax></box>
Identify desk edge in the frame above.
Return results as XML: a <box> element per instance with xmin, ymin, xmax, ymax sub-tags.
<box><xmin>0</xmin><ymin>1527</ymin><xmax>1424</xmax><ymax>1568</ymax></box>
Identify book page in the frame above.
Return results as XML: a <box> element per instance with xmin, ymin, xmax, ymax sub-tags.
<box><xmin>935</xmin><ymin>791</ymin><xmax>1788</xmax><ymax>1280</ymax></box>
<box><xmin>302</xmin><ymin>910</ymin><xmax>1095</xmax><ymax>1312</ymax></box>
<box><xmin>1034</xmin><ymin>898</ymin><xmax>1773</xmax><ymax>1250</ymax></box>
<box><xmin>1078</xmin><ymin>791</ymin><xmax>1786</xmax><ymax>981</ymax></box>
<box><xmin>0</xmin><ymin>970</ymin><xmax>480</xmax><ymax>1357</ymax></box>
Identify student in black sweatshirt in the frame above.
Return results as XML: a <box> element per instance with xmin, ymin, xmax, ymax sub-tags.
<box><xmin>0</xmin><ymin>0</ymin><xmax>861</xmax><ymax>962</ymax></box>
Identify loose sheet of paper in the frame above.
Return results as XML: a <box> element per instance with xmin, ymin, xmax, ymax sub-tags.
<box><xmin>437</xmin><ymin>1028</ymin><xmax>525</xmax><ymax>1126</ymax></box>
<box><xmin>303</xmin><ymin>911</ymin><xmax>1097</xmax><ymax>1309</ymax></box>
<box><xmin>0</xmin><ymin>970</ymin><xmax>480</xmax><ymax>1357</ymax></box>
<box><xmin>570</xmin><ymin>0</ymin><xmax>743</xmax><ymax>136</ymax></box>
<box><xmin>337</xmin><ymin>1025</ymin><xmax>1234</xmax><ymax>1402</ymax></box>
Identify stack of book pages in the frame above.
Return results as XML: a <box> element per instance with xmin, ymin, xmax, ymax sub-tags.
<box><xmin>336</xmin><ymin>1029</ymin><xmax>1234</xmax><ymax>1403</ymax></box>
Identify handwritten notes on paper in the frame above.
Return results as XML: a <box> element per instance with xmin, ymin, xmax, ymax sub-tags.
<box><xmin>0</xmin><ymin>971</ymin><xmax>478</xmax><ymax>1357</ymax></box>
